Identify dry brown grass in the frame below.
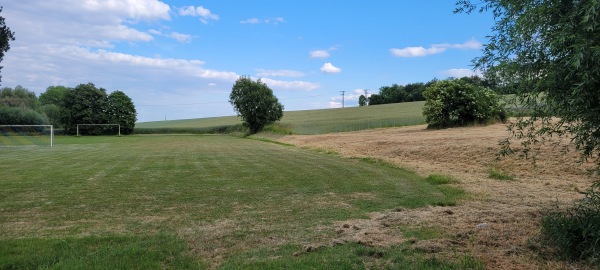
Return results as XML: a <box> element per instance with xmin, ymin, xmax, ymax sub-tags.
<box><xmin>277</xmin><ymin>122</ymin><xmax>598</xmax><ymax>269</ymax></box>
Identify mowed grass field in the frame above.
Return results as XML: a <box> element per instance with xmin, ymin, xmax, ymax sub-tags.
<box><xmin>136</xmin><ymin>102</ymin><xmax>426</xmax><ymax>134</ymax></box>
<box><xmin>0</xmin><ymin>134</ymin><xmax>478</xmax><ymax>269</ymax></box>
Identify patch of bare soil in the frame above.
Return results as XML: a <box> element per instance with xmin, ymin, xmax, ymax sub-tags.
<box><xmin>277</xmin><ymin>123</ymin><xmax>598</xmax><ymax>269</ymax></box>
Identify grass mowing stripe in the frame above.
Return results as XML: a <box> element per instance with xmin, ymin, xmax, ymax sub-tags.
<box><xmin>1</xmin><ymin>134</ymin><xmax>466</xmax><ymax>268</ymax></box>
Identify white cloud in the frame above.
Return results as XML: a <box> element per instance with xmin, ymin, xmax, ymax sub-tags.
<box><xmin>178</xmin><ymin>5</ymin><xmax>219</xmax><ymax>23</ymax></box>
<box><xmin>148</xmin><ymin>29</ymin><xmax>162</xmax><ymax>35</ymax></box>
<box><xmin>353</xmin><ymin>89</ymin><xmax>371</xmax><ymax>97</ymax></box>
<box><xmin>390</xmin><ymin>46</ymin><xmax>446</xmax><ymax>57</ymax></box>
<box><xmin>240</xmin><ymin>17</ymin><xmax>286</xmax><ymax>24</ymax></box>
<box><xmin>390</xmin><ymin>38</ymin><xmax>482</xmax><ymax>58</ymax></box>
<box><xmin>320</xmin><ymin>63</ymin><xmax>341</xmax><ymax>74</ymax></box>
<box><xmin>260</xmin><ymin>78</ymin><xmax>319</xmax><ymax>91</ymax></box>
<box><xmin>169</xmin><ymin>32</ymin><xmax>193</xmax><ymax>43</ymax></box>
<box><xmin>434</xmin><ymin>38</ymin><xmax>482</xmax><ymax>50</ymax></box>
<box><xmin>100</xmin><ymin>25</ymin><xmax>153</xmax><ymax>41</ymax></box>
<box><xmin>208</xmin><ymin>83</ymin><xmax>217</xmax><ymax>86</ymax></box>
<box><xmin>240</xmin><ymin>18</ymin><xmax>261</xmax><ymax>24</ymax></box>
<box><xmin>149</xmin><ymin>29</ymin><xmax>193</xmax><ymax>43</ymax></box>
<box><xmin>329</xmin><ymin>101</ymin><xmax>342</xmax><ymax>108</ymax></box>
<box><xmin>310</xmin><ymin>50</ymin><xmax>330</xmax><ymax>58</ymax></box>
<box><xmin>256</xmin><ymin>69</ymin><xmax>304</xmax><ymax>78</ymax></box>
<box><xmin>266</xmin><ymin>17</ymin><xmax>286</xmax><ymax>24</ymax></box>
<box><xmin>82</xmin><ymin>0</ymin><xmax>171</xmax><ymax>21</ymax></box>
<box><xmin>1</xmin><ymin>1</ymin><xmax>171</xmax><ymax>48</ymax></box>
<box><xmin>439</xmin><ymin>68</ymin><xmax>483</xmax><ymax>78</ymax></box>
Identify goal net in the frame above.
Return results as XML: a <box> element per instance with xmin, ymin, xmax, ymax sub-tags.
<box><xmin>0</xmin><ymin>125</ymin><xmax>54</xmax><ymax>147</ymax></box>
<box><xmin>76</xmin><ymin>124</ymin><xmax>121</xmax><ymax>136</ymax></box>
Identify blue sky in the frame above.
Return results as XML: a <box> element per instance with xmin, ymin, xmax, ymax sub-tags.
<box><xmin>1</xmin><ymin>1</ymin><xmax>493</xmax><ymax>122</ymax></box>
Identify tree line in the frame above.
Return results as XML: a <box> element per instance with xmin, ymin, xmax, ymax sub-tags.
<box><xmin>0</xmin><ymin>83</ymin><xmax>136</xmax><ymax>135</ymax></box>
<box><xmin>361</xmin><ymin>75</ymin><xmax>510</xmax><ymax>107</ymax></box>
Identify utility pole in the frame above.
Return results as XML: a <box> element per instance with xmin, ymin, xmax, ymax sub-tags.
<box><xmin>364</xmin><ymin>90</ymin><xmax>369</xmax><ymax>106</ymax></box>
<box><xmin>340</xmin><ymin>91</ymin><xmax>346</xmax><ymax>108</ymax></box>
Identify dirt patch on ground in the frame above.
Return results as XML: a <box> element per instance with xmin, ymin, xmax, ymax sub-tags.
<box><xmin>277</xmin><ymin>123</ymin><xmax>598</xmax><ymax>269</ymax></box>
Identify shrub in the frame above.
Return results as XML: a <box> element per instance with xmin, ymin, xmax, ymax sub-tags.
<box><xmin>0</xmin><ymin>106</ymin><xmax>49</xmax><ymax>125</ymax></box>
<box><xmin>540</xmin><ymin>182</ymin><xmax>600</xmax><ymax>264</ymax></box>
<box><xmin>422</xmin><ymin>80</ymin><xmax>506</xmax><ymax>129</ymax></box>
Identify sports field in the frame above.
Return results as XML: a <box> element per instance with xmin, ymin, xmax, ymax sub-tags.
<box><xmin>0</xmin><ymin>134</ymin><xmax>475</xmax><ymax>269</ymax></box>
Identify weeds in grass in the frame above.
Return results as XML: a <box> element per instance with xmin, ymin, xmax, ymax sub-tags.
<box><xmin>540</xmin><ymin>181</ymin><xmax>600</xmax><ymax>266</ymax></box>
<box><xmin>426</xmin><ymin>174</ymin><xmax>458</xmax><ymax>185</ymax></box>
<box><xmin>220</xmin><ymin>243</ymin><xmax>484</xmax><ymax>269</ymax></box>
<box><xmin>488</xmin><ymin>167</ymin><xmax>515</xmax><ymax>180</ymax></box>
<box><xmin>262</xmin><ymin>123</ymin><xmax>294</xmax><ymax>135</ymax></box>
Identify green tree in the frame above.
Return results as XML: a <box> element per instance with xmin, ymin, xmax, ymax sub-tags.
<box><xmin>0</xmin><ymin>7</ymin><xmax>15</xmax><ymax>85</ymax></box>
<box><xmin>107</xmin><ymin>90</ymin><xmax>136</xmax><ymax>134</ymax></box>
<box><xmin>0</xmin><ymin>85</ymin><xmax>40</xmax><ymax>111</ymax></box>
<box><xmin>39</xmin><ymin>86</ymin><xmax>67</xmax><ymax>107</ymax></box>
<box><xmin>229</xmin><ymin>76</ymin><xmax>284</xmax><ymax>134</ymax></box>
<box><xmin>39</xmin><ymin>86</ymin><xmax>68</xmax><ymax>127</ymax></box>
<box><xmin>456</xmin><ymin>0</ymin><xmax>600</xmax><ymax>160</ymax></box>
<box><xmin>358</xmin><ymin>95</ymin><xmax>367</xmax><ymax>106</ymax></box>
<box><xmin>422</xmin><ymin>79</ymin><xmax>506</xmax><ymax>129</ymax></box>
<box><xmin>62</xmin><ymin>83</ymin><xmax>109</xmax><ymax>135</ymax></box>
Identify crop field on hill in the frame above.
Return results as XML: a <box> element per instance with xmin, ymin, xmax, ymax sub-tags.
<box><xmin>0</xmin><ymin>135</ymin><xmax>475</xmax><ymax>269</ymax></box>
<box><xmin>135</xmin><ymin>102</ymin><xmax>426</xmax><ymax>135</ymax></box>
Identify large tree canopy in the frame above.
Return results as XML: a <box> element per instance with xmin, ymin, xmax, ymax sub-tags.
<box><xmin>62</xmin><ymin>83</ymin><xmax>110</xmax><ymax>135</ymax></box>
<box><xmin>107</xmin><ymin>90</ymin><xmax>136</xmax><ymax>135</ymax></box>
<box><xmin>0</xmin><ymin>7</ymin><xmax>15</xmax><ymax>85</ymax></box>
<box><xmin>456</xmin><ymin>0</ymin><xmax>600</xmax><ymax>160</ymax></box>
<box><xmin>229</xmin><ymin>76</ymin><xmax>284</xmax><ymax>134</ymax></box>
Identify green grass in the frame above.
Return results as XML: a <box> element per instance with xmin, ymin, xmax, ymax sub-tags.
<box><xmin>135</xmin><ymin>102</ymin><xmax>426</xmax><ymax>135</ymax></box>
<box><xmin>426</xmin><ymin>174</ymin><xmax>458</xmax><ymax>185</ymax></box>
<box><xmin>0</xmin><ymin>234</ymin><xmax>203</xmax><ymax>269</ymax></box>
<box><xmin>488</xmin><ymin>167</ymin><xmax>515</xmax><ymax>181</ymax></box>
<box><xmin>0</xmin><ymin>134</ymin><xmax>471</xmax><ymax>268</ymax></box>
<box><xmin>220</xmin><ymin>243</ymin><xmax>483</xmax><ymax>270</ymax></box>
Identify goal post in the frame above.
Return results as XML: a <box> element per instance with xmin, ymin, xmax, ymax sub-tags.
<box><xmin>0</xmin><ymin>125</ymin><xmax>54</xmax><ymax>147</ymax></box>
<box><xmin>76</xmin><ymin>124</ymin><xmax>121</xmax><ymax>137</ymax></box>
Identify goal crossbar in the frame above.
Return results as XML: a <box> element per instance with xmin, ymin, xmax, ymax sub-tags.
<box><xmin>0</xmin><ymin>125</ymin><xmax>54</xmax><ymax>147</ymax></box>
<box><xmin>76</xmin><ymin>124</ymin><xmax>121</xmax><ymax>136</ymax></box>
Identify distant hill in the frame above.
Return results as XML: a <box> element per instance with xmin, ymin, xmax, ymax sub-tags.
<box><xmin>135</xmin><ymin>101</ymin><xmax>425</xmax><ymax>135</ymax></box>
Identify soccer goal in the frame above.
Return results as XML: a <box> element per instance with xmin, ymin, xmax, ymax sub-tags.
<box><xmin>0</xmin><ymin>125</ymin><xmax>54</xmax><ymax>147</ymax></box>
<box><xmin>76</xmin><ymin>124</ymin><xmax>121</xmax><ymax>137</ymax></box>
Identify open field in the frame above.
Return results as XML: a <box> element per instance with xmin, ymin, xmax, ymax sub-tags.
<box><xmin>278</xmin><ymin>123</ymin><xmax>599</xmax><ymax>269</ymax></box>
<box><xmin>1</xmin><ymin>135</ymin><xmax>474</xmax><ymax>269</ymax></box>
<box><xmin>135</xmin><ymin>102</ymin><xmax>426</xmax><ymax>135</ymax></box>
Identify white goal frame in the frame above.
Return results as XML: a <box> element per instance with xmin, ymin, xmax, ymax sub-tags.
<box><xmin>76</xmin><ymin>124</ymin><xmax>121</xmax><ymax>137</ymax></box>
<box><xmin>0</xmin><ymin>125</ymin><xmax>54</xmax><ymax>147</ymax></box>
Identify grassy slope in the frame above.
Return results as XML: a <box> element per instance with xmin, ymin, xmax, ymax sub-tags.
<box><xmin>0</xmin><ymin>134</ymin><xmax>473</xmax><ymax>269</ymax></box>
<box><xmin>135</xmin><ymin>102</ymin><xmax>425</xmax><ymax>135</ymax></box>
